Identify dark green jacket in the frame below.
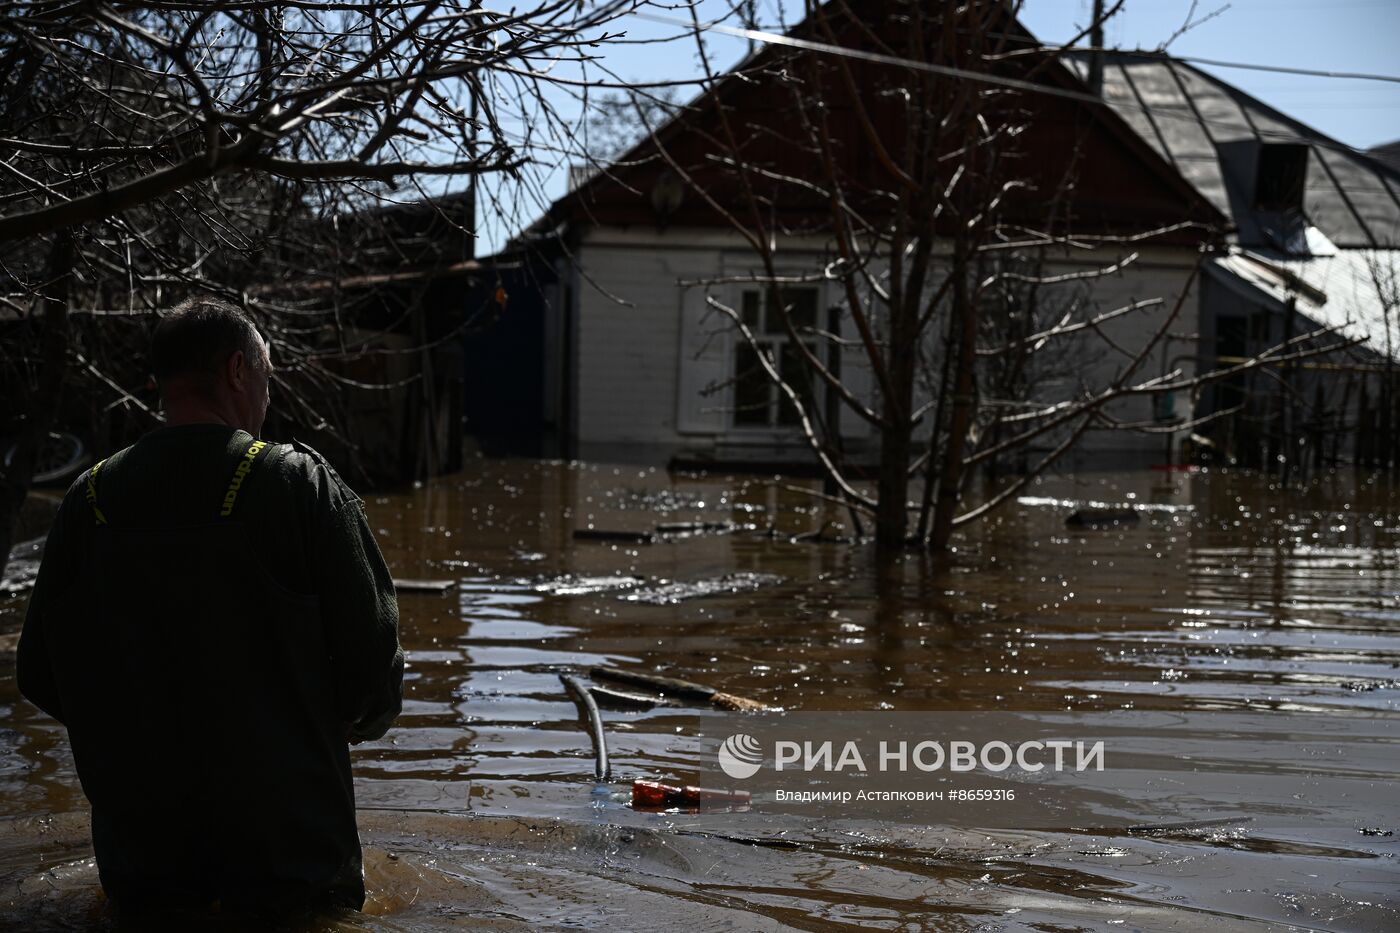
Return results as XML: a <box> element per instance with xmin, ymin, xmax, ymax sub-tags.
<box><xmin>16</xmin><ymin>424</ymin><xmax>403</xmax><ymax>913</ymax></box>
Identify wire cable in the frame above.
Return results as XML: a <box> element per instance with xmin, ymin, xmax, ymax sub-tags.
<box><xmin>630</xmin><ymin>11</ymin><xmax>1399</xmax><ymax>159</ymax></box>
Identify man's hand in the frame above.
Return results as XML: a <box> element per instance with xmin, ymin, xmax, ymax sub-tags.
<box><xmin>342</xmin><ymin>722</ymin><xmax>365</xmax><ymax>746</ymax></box>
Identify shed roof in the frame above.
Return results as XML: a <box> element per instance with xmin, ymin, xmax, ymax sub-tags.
<box><xmin>1370</xmin><ymin>140</ymin><xmax>1400</xmax><ymax>174</ymax></box>
<box><xmin>1066</xmin><ymin>53</ymin><xmax>1400</xmax><ymax>250</ymax></box>
<box><xmin>1208</xmin><ymin>229</ymin><xmax>1400</xmax><ymax>361</ymax></box>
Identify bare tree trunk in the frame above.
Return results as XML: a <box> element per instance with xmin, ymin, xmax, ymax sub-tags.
<box><xmin>916</xmin><ymin>328</ymin><xmax>956</xmax><ymax>542</ymax></box>
<box><xmin>0</xmin><ymin>235</ymin><xmax>74</xmax><ymax>581</ymax></box>
<box><xmin>1312</xmin><ymin>383</ymin><xmax>1325</xmax><ymax>474</ymax></box>
<box><xmin>824</xmin><ymin>302</ymin><xmax>843</xmax><ymax>500</ymax></box>
<box><xmin>930</xmin><ymin>237</ymin><xmax>975</xmax><ymax>551</ymax></box>
<box><xmin>875</xmin><ymin>302</ymin><xmax>918</xmax><ymax>548</ymax></box>
<box><xmin>1379</xmin><ymin>349</ymin><xmax>1392</xmax><ymax>472</ymax></box>
<box><xmin>1391</xmin><ymin>373</ymin><xmax>1400</xmax><ymax>475</ymax></box>
<box><xmin>1358</xmin><ymin>380</ymin><xmax>1373</xmax><ymax>468</ymax></box>
<box><xmin>1336</xmin><ymin>371</ymin><xmax>1354</xmax><ymax>466</ymax></box>
<box><xmin>874</xmin><ymin>411</ymin><xmax>912</xmax><ymax>549</ymax></box>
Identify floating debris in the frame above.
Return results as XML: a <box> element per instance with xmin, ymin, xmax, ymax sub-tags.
<box><xmin>619</xmin><ymin>572</ymin><xmax>783</xmax><ymax>606</ymax></box>
<box><xmin>673</xmin><ymin>829</ymin><xmax>802</xmax><ymax>849</ymax></box>
<box><xmin>1359</xmin><ymin>827</ymin><xmax>1393</xmax><ymax>837</ymax></box>
<box><xmin>591</xmin><ymin>666</ymin><xmax>715</xmax><ymax>701</ymax></box>
<box><xmin>393</xmin><ymin>578</ymin><xmax>457</xmax><ymax>594</ymax></box>
<box><xmin>1126</xmin><ymin>817</ymin><xmax>1247</xmax><ymax>838</ymax></box>
<box><xmin>590</xmin><ymin>665</ymin><xmax>770</xmax><ymax>711</ymax></box>
<box><xmin>1065</xmin><ymin>509</ymin><xmax>1141</xmax><ymax>529</ymax></box>
<box><xmin>588</xmin><ymin>684</ymin><xmax>672</xmax><ymax>710</ymax></box>
<box><xmin>631</xmin><ymin>779</ymin><xmax>750</xmax><ymax>812</ymax></box>
<box><xmin>573</xmin><ymin>528</ymin><xmax>655</xmax><ymax>544</ymax></box>
<box><xmin>574</xmin><ymin>523</ymin><xmax>752</xmax><ymax>544</ymax></box>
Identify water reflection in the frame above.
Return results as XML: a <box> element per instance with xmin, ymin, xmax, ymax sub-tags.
<box><xmin>1</xmin><ymin>460</ymin><xmax>1397</xmax><ymax>930</ymax></box>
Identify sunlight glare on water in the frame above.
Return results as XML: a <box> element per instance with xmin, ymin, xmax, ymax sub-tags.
<box><xmin>1</xmin><ymin>460</ymin><xmax>1397</xmax><ymax>931</ymax></box>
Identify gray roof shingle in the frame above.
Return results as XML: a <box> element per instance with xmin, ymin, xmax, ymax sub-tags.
<box><xmin>1068</xmin><ymin>53</ymin><xmax>1400</xmax><ymax>249</ymax></box>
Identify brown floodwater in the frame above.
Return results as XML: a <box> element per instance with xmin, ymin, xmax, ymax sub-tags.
<box><xmin>1</xmin><ymin>460</ymin><xmax>1397</xmax><ymax>931</ymax></box>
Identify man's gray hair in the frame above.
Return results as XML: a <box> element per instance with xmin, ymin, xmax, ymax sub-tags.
<box><xmin>150</xmin><ymin>297</ymin><xmax>268</xmax><ymax>390</ymax></box>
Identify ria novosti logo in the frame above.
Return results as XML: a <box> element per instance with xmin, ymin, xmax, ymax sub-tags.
<box><xmin>717</xmin><ymin>733</ymin><xmax>764</xmax><ymax>779</ymax></box>
<box><xmin>717</xmin><ymin>734</ymin><xmax>1107</xmax><ymax>779</ymax></box>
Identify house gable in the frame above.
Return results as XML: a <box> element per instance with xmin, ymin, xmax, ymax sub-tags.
<box><xmin>548</xmin><ymin>2</ymin><xmax>1223</xmax><ymax>245</ymax></box>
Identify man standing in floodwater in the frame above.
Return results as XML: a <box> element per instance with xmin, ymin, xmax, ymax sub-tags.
<box><xmin>16</xmin><ymin>298</ymin><xmax>404</xmax><ymax>917</ymax></box>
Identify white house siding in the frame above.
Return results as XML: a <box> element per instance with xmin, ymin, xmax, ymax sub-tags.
<box><xmin>571</xmin><ymin>232</ymin><xmax>719</xmax><ymax>464</ymax></box>
<box><xmin>571</xmin><ymin>227</ymin><xmax>867</xmax><ymax>466</ymax></box>
<box><xmin>571</xmin><ymin>236</ymin><xmax>686</xmax><ymax>462</ymax></box>
<box><xmin>1035</xmin><ymin>246</ymin><xmax>1203</xmax><ymax>470</ymax></box>
<box><xmin>570</xmin><ymin>225</ymin><xmax>1202</xmax><ymax>470</ymax></box>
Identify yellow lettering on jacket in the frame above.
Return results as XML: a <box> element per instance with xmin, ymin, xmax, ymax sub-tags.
<box><xmin>85</xmin><ymin>459</ymin><xmax>108</xmax><ymax>525</ymax></box>
<box><xmin>220</xmin><ymin>441</ymin><xmax>267</xmax><ymax>517</ymax></box>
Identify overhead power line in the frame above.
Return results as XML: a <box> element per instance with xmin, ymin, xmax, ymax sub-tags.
<box><xmin>628</xmin><ymin>12</ymin><xmax>1398</xmax><ymax>159</ymax></box>
<box><xmin>1094</xmin><ymin>50</ymin><xmax>1400</xmax><ymax>85</ymax></box>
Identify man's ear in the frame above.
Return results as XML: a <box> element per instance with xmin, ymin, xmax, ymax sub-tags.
<box><xmin>226</xmin><ymin>348</ymin><xmax>248</xmax><ymax>390</ymax></box>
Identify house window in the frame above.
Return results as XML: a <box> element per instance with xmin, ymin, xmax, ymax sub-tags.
<box><xmin>1254</xmin><ymin>144</ymin><xmax>1308</xmax><ymax>212</ymax></box>
<box><xmin>732</xmin><ymin>286</ymin><xmax>821</xmax><ymax>427</ymax></box>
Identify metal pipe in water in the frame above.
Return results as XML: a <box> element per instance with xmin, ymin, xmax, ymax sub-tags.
<box><xmin>560</xmin><ymin>673</ymin><xmax>610</xmax><ymax>782</ymax></box>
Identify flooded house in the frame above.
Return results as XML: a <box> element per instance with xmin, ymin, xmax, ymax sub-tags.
<box><xmin>1073</xmin><ymin>53</ymin><xmax>1400</xmax><ymax>470</ymax></box>
<box><xmin>466</xmin><ymin>4</ymin><xmax>1225</xmax><ymax>470</ymax></box>
<box><xmin>466</xmin><ymin>5</ymin><xmax>1400</xmax><ymax>475</ymax></box>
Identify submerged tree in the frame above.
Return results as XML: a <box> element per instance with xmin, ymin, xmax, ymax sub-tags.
<box><xmin>637</xmin><ymin>0</ymin><xmax>1355</xmax><ymax>550</ymax></box>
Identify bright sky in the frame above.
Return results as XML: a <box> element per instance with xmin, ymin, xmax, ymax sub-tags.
<box><xmin>474</xmin><ymin>0</ymin><xmax>1400</xmax><ymax>254</ymax></box>
<box><xmin>1019</xmin><ymin>0</ymin><xmax>1400</xmax><ymax>150</ymax></box>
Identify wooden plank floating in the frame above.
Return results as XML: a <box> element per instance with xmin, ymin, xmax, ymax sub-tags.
<box><xmin>708</xmin><ymin>691</ymin><xmax>770</xmax><ymax>712</ymax></box>
<box><xmin>572</xmin><ymin>528</ymin><xmax>656</xmax><ymax>544</ymax></box>
<box><xmin>392</xmin><ymin>578</ymin><xmax>457</xmax><ymax>593</ymax></box>
<box><xmin>572</xmin><ymin>522</ymin><xmax>755</xmax><ymax>544</ymax></box>
<box><xmin>591</xmin><ymin>665</ymin><xmax>713</xmax><ymax>701</ymax></box>
<box><xmin>587</xmin><ymin>684</ymin><xmax>672</xmax><ymax>710</ymax></box>
<box><xmin>590</xmin><ymin>665</ymin><xmax>770</xmax><ymax>711</ymax></box>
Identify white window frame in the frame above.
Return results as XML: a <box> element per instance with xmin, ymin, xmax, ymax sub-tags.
<box><xmin>727</xmin><ymin>281</ymin><xmax>828</xmax><ymax>437</ymax></box>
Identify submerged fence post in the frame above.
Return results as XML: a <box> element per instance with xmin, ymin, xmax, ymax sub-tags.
<box><xmin>1357</xmin><ymin>380</ymin><xmax>1372</xmax><ymax>468</ymax></box>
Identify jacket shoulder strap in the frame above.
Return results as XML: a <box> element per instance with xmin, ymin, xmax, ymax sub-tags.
<box><xmin>83</xmin><ymin>459</ymin><xmax>108</xmax><ymax>525</ymax></box>
<box><xmin>219</xmin><ymin>438</ymin><xmax>272</xmax><ymax>519</ymax></box>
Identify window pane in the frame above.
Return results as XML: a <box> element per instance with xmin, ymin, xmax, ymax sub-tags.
<box><xmin>776</xmin><ymin>341</ymin><xmax>815</xmax><ymax>426</ymax></box>
<box><xmin>733</xmin><ymin>342</ymin><xmax>771</xmax><ymax>425</ymax></box>
<box><xmin>768</xmin><ymin>287</ymin><xmax>818</xmax><ymax>334</ymax></box>
<box><xmin>741</xmin><ymin>290</ymin><xmax>761</xmax><ymax>330</ymax></box>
